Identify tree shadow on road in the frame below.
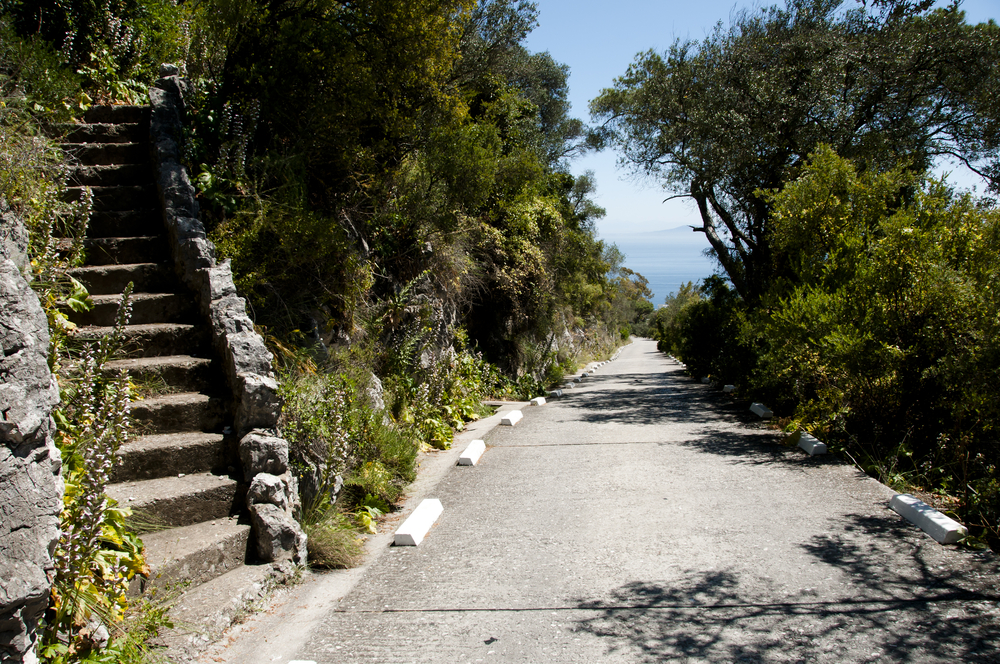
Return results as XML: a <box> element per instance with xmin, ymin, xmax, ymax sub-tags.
<box><xmin>560</xmin><ymin>372</ymin><xmax>759</xmax><ymax>427</ymax></box>
<box><xmin>557</xmin><ymin>372</ymin><xmax>839</xmax><ymax>471</ymax></box>
<box><xmin>570</xmin><ymin>512</ymin><xmax>1000</xmax><ymax>663</ymax></box>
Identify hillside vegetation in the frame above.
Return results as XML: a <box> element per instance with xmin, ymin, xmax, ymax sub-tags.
<box><xmin>2</xmin><ymin>1</ymin><xmax>657</xmax><ymax>658</ymax></box>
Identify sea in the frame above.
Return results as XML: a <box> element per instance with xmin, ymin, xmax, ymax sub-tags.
<box><xmin>602</xmin><ymin>226</ymin><xmax>718</xmax><ymax>306</ymax></box>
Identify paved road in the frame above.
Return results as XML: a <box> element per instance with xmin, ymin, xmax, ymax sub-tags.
<box><xmin>210</xmin><ymin>339</ymin><xmax>1000</xmax><ymax>663</ymax></box>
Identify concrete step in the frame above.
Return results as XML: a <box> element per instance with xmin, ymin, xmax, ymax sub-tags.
<box><xmin>73</xmin><ymin>236</ymin><xmax>167</xmax><ymax>265</ymax></box>
<box><xmin>113</xmin><ymin>431</ymin><xmax>231</xmax><ymax>482</ymax></box>
<box><xmin>63</xmin><ymin>142</ymin><xmax>148</xmax><ymax>166</ymax></box>
<box><xmin>133</xmin><ymin>518</ymin><xmax>250</xmax><ymax>594</ymax></box>
<box><xmin>74</xmin><ymin>322</ymin><xmax>209</xmax><ymax>357</ymax></box>
<box><xmin>67</xmin><ymin>163</ymin><xmax>153</xmax><ymax>187</ymax></box>
<box><xmin>57</xmin><ymin>122</ymin><xmax>147</xmax><ymax>144</ymax></box>
<box><xmin>105</xmin><ymin>355</ymin><xmax>216</xmax><ymax>395</ymax></box>
<box><xmin>69</xmin><ymin>262</ymin><xmax>174</xmax><ymax>295</ymax></box>
<box><xmin>86</xmin><ymin>210</ymin><xmax>162</xmax><ymax>238</ymax></box>
<box><xmin>68</xmin><ymin>292</ymin><xmax>197</xmax><ymax>327</ymax></box>
<box><xmin>63</xmin><ymin>185</ymin><xmax>157</xmax><ymax>211</ymax></box>
<box><xmin>106</xmin><ymin>472</ymin><xmax>239</xmax><ymax>528</ymax></box>
<box><xmin>131</xmin><ymin>392</ymin><xmax>226</xmax><ymax>435</ymax></box>
<box><xmin>154</xmin><ymin>563</ymin><xmax>290</xmax><ymax>660</ymax></box>
<box><xmin>83</xmin><ymin>105</ymin><xmax>150</xmax><ymax>125</ymax></box>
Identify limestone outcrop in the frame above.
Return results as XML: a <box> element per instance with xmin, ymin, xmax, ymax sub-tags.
<box><xmin>0</xmin><ymin>212</ymin><xmax>63</xmax><ymax>663</ymax></box>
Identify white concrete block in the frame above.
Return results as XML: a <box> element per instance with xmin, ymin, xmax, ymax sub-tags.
<box><xmin>573</xmin><ymin>377</ymin><xmax>581</xmax><ymax>383</ymax></box>
<box><xmin>394</xmin><ymin>499</ymin><xmax>444</xmax><ymax>546</ymax></box>
<box><xmin>562</xmin><ymin>383</ymin><xmax>574</xmax><ymax>389</ymax></box>
<box><xmin>458</xmin><ymin>439</ymin><xmax>486</xmax><ymax>466</ymax></box>
<box><xmin>546</xmin><ymin>390</ymin><xmax>563</xmax><ymax>397</ymax></box>
<box><xmin>701</xmin><ymin>377</ymin><xmax>711</xmax><ymax>384</ymax></box>
<box><xmin>889</xmin><ymin>494</ymin><xmax>967</xmax><ymax>544</ymax></box>
<box><xmin>750</xmin><ymin>402</ymin><xmax>773</xmax><ymax>419</ymax></box>
<box><xmin>500</xmin><ymin>410</ymin><xmax>523</xmax><ymax>426</ymax></box>
<box><xmin>797</xmin><ymin>432</ymin><xmax>827</xmax><ymax>456</ymax></box>
<box><xmin>530</xmin><ymin>397</ymin><xmax>546</xmax><ymax>406</ymax></box>
<box><xmin>723</xmin><ymin>384</ymin><xmax>735</xmax><ymax>393</ymax></box>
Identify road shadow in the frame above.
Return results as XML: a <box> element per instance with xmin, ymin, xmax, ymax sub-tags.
<box><xmin>561</xmin><ymin>372</ymin><xmax>760</xmax><ymax>427</ymax></box>
<box><xmin>555</xmin><ymin>372</ymin><xmax>838</xmax><ymax>471</ymax></box>
<box><xmin>570</xmin><ymin>512</ymin><xmax>1000</xmax><ymax>663</ymax></box>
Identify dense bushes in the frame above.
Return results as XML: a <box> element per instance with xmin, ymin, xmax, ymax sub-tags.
<box><xmin>659</xmin><ymin>147</ymin><xmax>1000</xmax><ymax>546</ymax></box>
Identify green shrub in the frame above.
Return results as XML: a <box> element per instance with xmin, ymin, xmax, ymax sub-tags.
<box><xmin>302</xmin><ymin>509</ymin><xmax>363</xmax><ymax>569</ymax></box>
<box><xmin>751</xmin><ymin>146</ymin><xmax>1000</xmax><ymax>545</ymax></box>
<box><xmin>279</xmin><ymin>369</ymin><xmax>418</xmax><ymax>522</ymax></box>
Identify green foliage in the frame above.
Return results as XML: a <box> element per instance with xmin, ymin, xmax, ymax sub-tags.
<box><xmin>652</xmin><ymin>281</ymin><xmax>702</xmax><ymax>353</ymax></box>
<box><xmin>672</xmin><ymin>276</ymin><xmax>755</xmax><ymax>384</ymax></box>
<box><xmin>280</xmin><ymin>368</ymin><xmax>418</xmax><ymax>521</ymax></box>
<box><xmin>5</xmin><ymin>0</ymin><xmax>191</xmax><ymax>103</ymax></box>
<box><xmin>41</xmin><ymin>289</ymin><xmax>158</xmax><ymax>662</ymax></box>
<box><xmin>746</xmin><ymin>147</ymin><xmax>1000</xmax><ymax>544</ymax></box>
<box><xmin>353</xmin><ymin>494</ymin><xmax>390</xmax><ymax>534</ymax></box>
<box><xmin>0</xmin><ymin>18</ymin><xmax>87</xmax><ymax>119</ymax></box>
<box><xmin>302</xmin><ymin>509</ymin><xmax>364</xmax><ymax>569</ymax></box>
<box><xmin>592</xmin><ymin>0</ymin><xmax>1000</xmax><ymax>301</ymax></box>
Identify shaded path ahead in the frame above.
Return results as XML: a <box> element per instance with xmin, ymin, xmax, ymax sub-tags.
<box><xmin>212</xmin><ymin>339</ymin><xmax>1000</xmax><ymax>663</ymax></box>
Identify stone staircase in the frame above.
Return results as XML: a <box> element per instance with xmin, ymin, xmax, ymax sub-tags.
<box><xmin>59</xmin><ymin>105</ymin><xmax>273</xmax><ymax>652</ymax></box>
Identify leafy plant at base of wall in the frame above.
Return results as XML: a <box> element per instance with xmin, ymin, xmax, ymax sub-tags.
<box><xmin>280</xmin><ymin>368</ymin><xmax>418</xmax><ymax>523</ymax></box>
<box><xmin>41</xmin><ymin>287</ymin><xmax>154</xmax><ymax>662</ymax></box>
<box><xmin>353</xmin><ymin>494</ymin><xmax>390</xmax><ymax>534</ymax></box>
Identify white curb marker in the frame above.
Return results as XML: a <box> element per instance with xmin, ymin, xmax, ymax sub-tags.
<box><xmin>458</xmin><ymin>440</ymin><xmax>485</xmax><ymax>466</ymax></box>
<box><xmin>394</xmin><ymin>499</ymin><xmax>444</xmax><ymax>546</ymax></box>
<box><xmin>797</xmin><ymin>432</ymin><xmax>827</xmax><ymax>456</ymax></box>
<box><xmin>750</xmin><ymin>402</ymin><xmax>773</xmax><ymax>419</ymax></box>
<box><xmin>500</xmin><ymin>410</ymin><xmax>523</xmax><ymax>426</ymax></box>
<box><xmin>530</xmin><ymin>397</ymin><xmax>546</xmax><ymax>406</ymax></box>
<box><xmin>723</xmin><ymin>384</ymin><xmax>735</xmax><ymax>393</ymax></box>
<box><xmin>889</xmin><ymin>494</ymin><xmax>967</xmax><ymax>544</ymax></box>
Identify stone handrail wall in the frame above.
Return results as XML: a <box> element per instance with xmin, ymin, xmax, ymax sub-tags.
<box><xmin>0</xmin><ymin>202</ymin><xmax>63</xmax><ymax>663</ymax></box>
<box><xmin>148</xmin><ymin>66</ymin><xmax>305</xmax><ymax>563</ymax></box>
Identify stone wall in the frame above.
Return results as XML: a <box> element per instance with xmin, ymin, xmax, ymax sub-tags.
<box><xmin>0</xmin><ymin>206</ymin><xmax>63</xmax><ymax>664</ymax></box>
<box><xmin>148</xmin><ymin>66</ymin><xmax>305</xmax><ymax>563</ymax></box>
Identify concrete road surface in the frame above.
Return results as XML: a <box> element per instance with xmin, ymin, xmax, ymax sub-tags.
<box><xmin>206</xmin><ymin>339</ymin><xmax>1000</xmax><ymax>663</ymax></box>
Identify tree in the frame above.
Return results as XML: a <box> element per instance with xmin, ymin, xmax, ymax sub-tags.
<box><xmin>590</xmin><ymin>0</ymin><xmax>1000</xmax><ymax>302</ymax></box>
<box><xmin>652</xmin><ymin>281</ymin><xmax>702</xmax><ymax>352</ymax></box>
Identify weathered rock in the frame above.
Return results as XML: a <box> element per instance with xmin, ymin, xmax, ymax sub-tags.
<box><xmin>0</xmin><ymin>198</ymin><xmax>29</xmax><ymax>273</ymax></box>
<box><xmin>248</xmin><ymin>502</ymin><xmax>306</xmax><ymax>564</ymax></box>
<box><xmin>247</xmin><ymin>472</ymin><xmax>289</xmax><ymax>511</ymax></box>
<box><xmin>239</xmin><ymin>430</ymin><xmax>289</xmax><ymax>477</ymax></box>
<box><xmin>200</xmin><ymin>262</ymin><xmax>238</xmax><ymax>305</ymax></box>
<box><xmin>366</xmin><ymin>373</ymin><xmax>385</xmax><ymax>412</ymax></box>
<box><xmin>0</xmin><ymin>258</ymin><xmax>63</xmax><ymax>663</ymax></box>
<box><xmin>235</xmin><ymin>373</ymin><xmax>281</xmax><ymax>437</ymax></box>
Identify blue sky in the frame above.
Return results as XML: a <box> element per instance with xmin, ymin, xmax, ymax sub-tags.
<box><xmin>523</xmin><ymin>0</ymin><xmax>1000</xmax><ymax>243</ymax></box>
